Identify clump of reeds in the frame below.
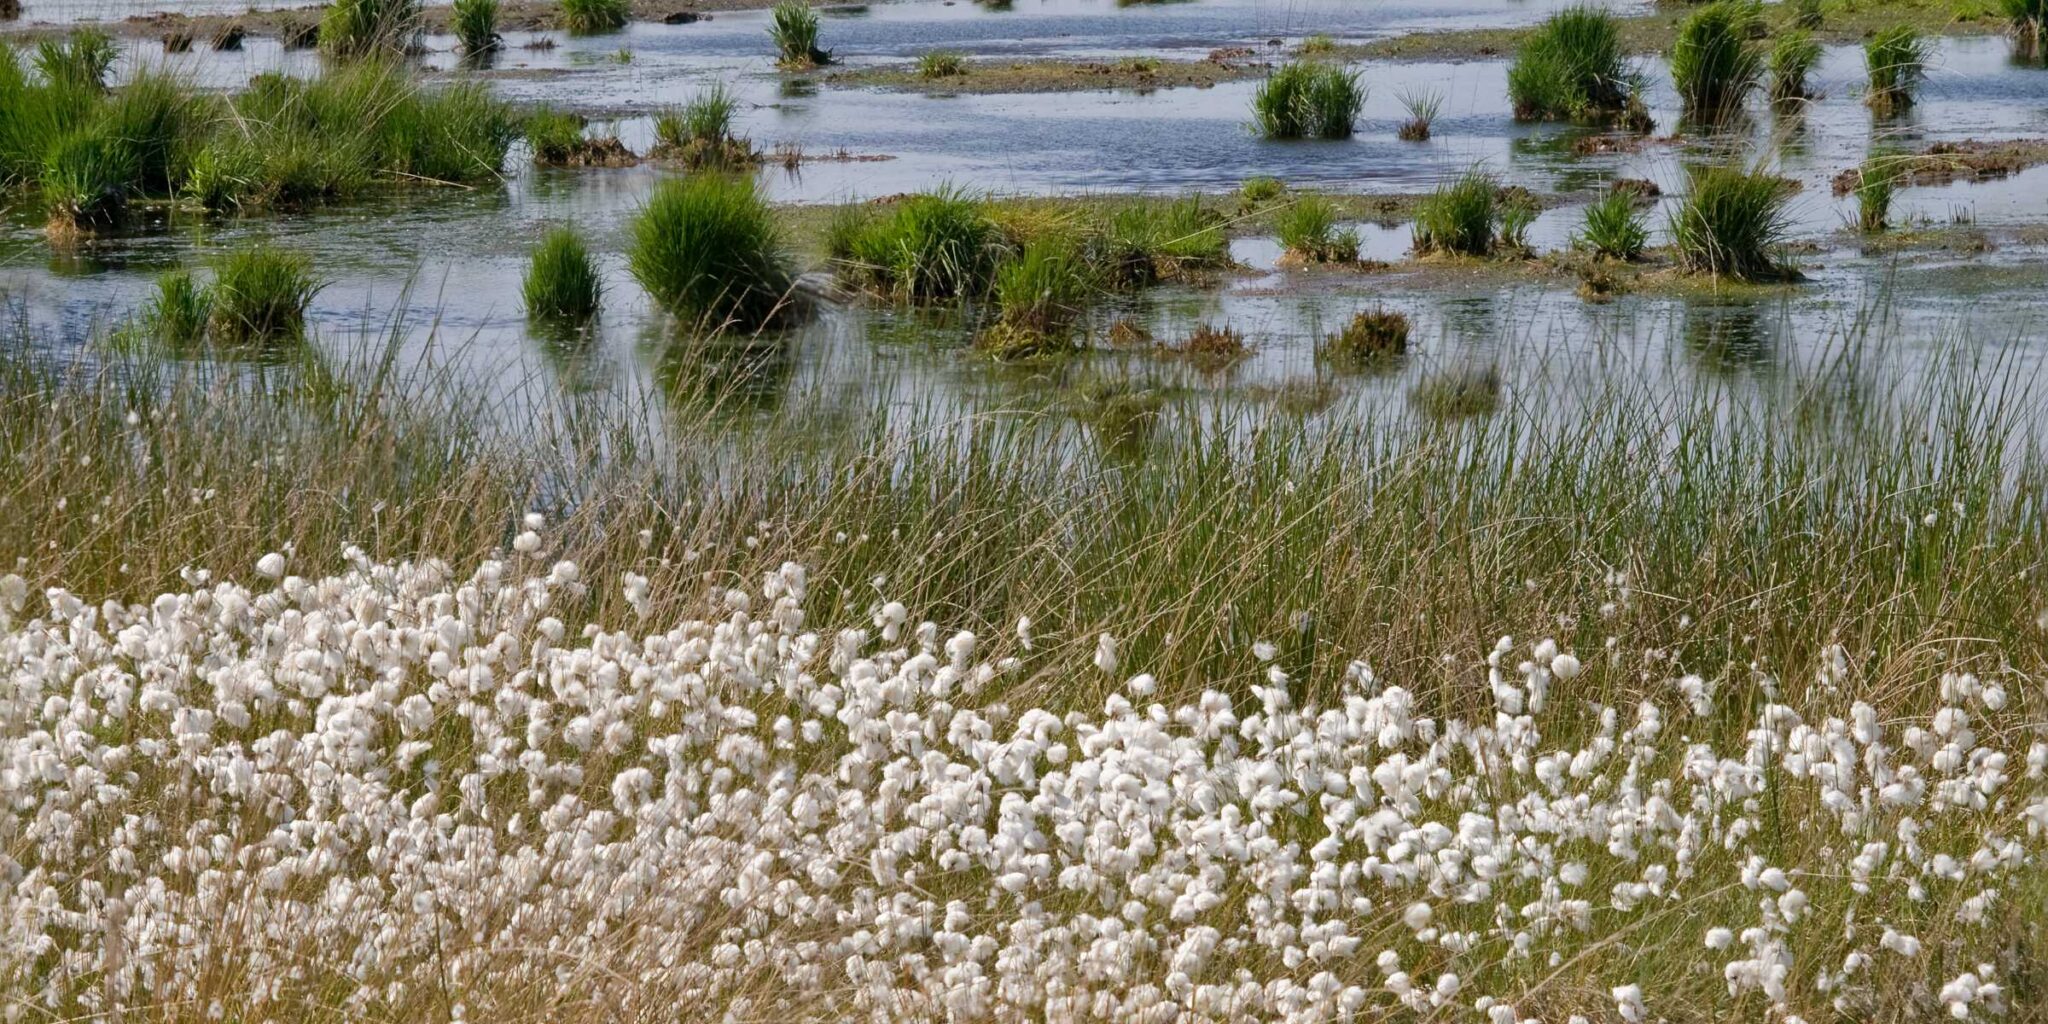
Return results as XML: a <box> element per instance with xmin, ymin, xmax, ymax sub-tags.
<box><xmin>1297</xmin><ymin>33</ymin><xmax>1337</xmax><ymax>55</ymax></box>
<box><xmin>1160</xmin><ymin>321</ymin><xmax>1248</xmax><ymax>364</ymax></box>
<box><xmin>1412</xmin><ymin>168</ymin><xmax>1499</xmax><ymax>257</ymax></box>
<box><xmin>628</xmin><ymin>174</ymin><xmax>794</xmax><ymax>331</ymax></box>
<box><xmin>524</xmin><ymin>225</ymin><xmax>603</xmax><ymax>324</ymax></box>
<box><xmin>1668</xmin><ymin>163</ymin><xmax>1792</xmax><ymax>280</ymax></box>
<box><xmin>771</xmin><ymin>1</ymin><xmax>834</xmax><ymax>68</ymax></box>
<box><xmin>1322</xmin><ymin>308</ymin><xmax>1408</xmax><ymax>363</ymax></box>
<box><xmin>1275</xmin><ymin>195</ymin><xmax>1359</xmax><ymax>263</ymax></box>
<box><xmin>40</xmin><ymin>127</ymin><xmax>133</xmax><ymax>237</ymax></box>
<box><xmin>917</xmin><ymin>50</ymin><xmax>967</xmax><ymax>79</ymax></box>
<box><xmin>138</xmin><ymin>269</ymin><xmax>213</xmax><ymax>348</ymax></box>
<box><xmin>980</xmin><ymin>237</ymin><xmax>1093</xmax><ymax>359</ymax></box>
<box><xmin>651</xmin><ymin>84</ymin><xmax>755</xmax><ymax>168</ymax></box>
<box><xmin>453</xmin><ymin>0</ymin><xmax>501</xmax><ymax>57</ymax></box>
<box><xmin>840</xmin><ymin>189</ymin><xmax>1003</xmax><ymax>299</ymax></box>
<box><xmin>206</xmin><ymin>246</ymin><xmax>322</xmax><ymax>344</ymax></box>
<box><xmin>1671</xmin><ymin>0</ymin><xmax>1762</xmax><ymax>123</ymax></box>
<box><xmin>1574</xmin><ymin>189</ymin><xmax>1648</xmax><ymax>261</ymax></box>
<box><xmin>2006</xmin><ymin>0</ymin><xmax>2048</xmax><ymax>54</ymax></box>
<box><xmin>1396</xmin><ymin>87</ymin><xmax>1442</xmax><ymax>141</ymax></box>
<box><xmin>561</xmin><ymin>0</ymin><xmax>629</xmax><ymax>34</ymax></box>
<box><xmin>1238</xmin><ymin>175</ymin><xmax>1284</xmax><ymax>204</ymax></box>
<box><xmin>1506</xmin><ymin>6</ymin><xmax>1632</xmax><ymax>122</ymax></box>
<box><xmin>1855</xmin><ymin>157</ymin><xmax>1901</xmax><ymax>233</ymax></box>
<box><xmin>1100</xmin><ymin>197</ymin><xmax>1228</xmax><ymax>284</ymax></box>
<box><xmin>320</xmin><ymin>0</ymin><xmax>422</xmax><ymax>57</ymax></box>
<box><xmin>1865</xmin><ymin>25</ymin><xmax>1927</xmax><ymax>114</ymax></box>
<box><xmin>1769</xmin><ymin>30</ymin><xmax>1822</xmax><ymax>103</ymax></box>
<box><xmin>1791</xmin><ymin>0</ymin><xmax>1823</xmax><ymax>30</ymax></box>
<box><xmin>35</xmin><ymin>30</ymin><xmax>117</xmax><ymax>93</ymax></box>
<box><xmin>1250</xmin><ymin>61</ymin><xmax>1363</xmax><ymax>139</ymax></box>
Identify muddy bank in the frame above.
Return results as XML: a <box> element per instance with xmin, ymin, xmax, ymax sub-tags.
<box><xmin>824</xmin><ymin>52</ymin><xmax>1268</xmax><ymax>94</ymax></box>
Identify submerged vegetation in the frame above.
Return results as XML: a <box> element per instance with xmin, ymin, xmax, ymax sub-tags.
<box><xmin>1250</xmin><ymin>61</ymin><xmax>1364</xmax><ymax>139</ymax></box>
<box><xmin>1669</xmin><ymin>164</ymin><xmax>1794</xmax><ymax>280</ymax></box>
<box><xmin>1506</xmin><ymin>6</ymin><xmax>1633</xmax><ymax>122</ymax></box>
<box><xmin>1322</xmin><ymin>307</ymin><xmax>1409</xmax><ymax>363</ymax></box>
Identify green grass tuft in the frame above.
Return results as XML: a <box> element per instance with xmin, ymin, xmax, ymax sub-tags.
<box><xmin>41</xmin><ymin>126</ymin><xmax>133</xmax><ymax>234</ymax></box>
<box><xmin>140</xmin><ymin>269</ymin><xmax>213</xmax><ymax>348</ymax></box>
<box><xmin>34</xmin><ymin>30</ymin><xmax>117</xmax><ymax>93</ymax></box>
<box><xmin>1250</xmin><ymin>61</ymin><xmax>1363</xmax><ymax>139</ymax></box>
<box><xmin>982</xmin><ymin>236</ymin><xmax>1093</xmax><ymax>359</ymax></box>
<box><xmin>1412</xmin><ymin>169</ymin><xmax>1499</xmax><ymax>257</ymax></box>
<box><xmin>524</xmin><ymin>225</ymin><xmax>604</xmax><ymax>323</ymax></box>
<box><xmin>1791</xmin><ymin>0</ymin><xmax>1823</xmax><ymax>30</ymax></box>
<box><xmin>652</xmin><ymin>84</ymin><xmax>754</xmax><ymax>168</ymax></box>
<box><xmin>841</xmin><ymin>189</ymin><xmax>1004</xmax><ymax>300</ymax></box>
<box><xmin>320</xmin><ymin>0</ymin><xmax>422</xmax><ymax>57</ymax></box>
<box><xmin>917</xmin><ymin>50</ymin><xmax>968</xmax><ymax>79</ymax></box>
<box><xmin>453</xmin><ymin>0</ymin><xmax>501</xmax><ymax>55</ymax></box>
<box><xmin>1275</xmin><ymin>195</ymin><xmax>1359</xmax><ymax>263</ymax></box>
<box><xmin>771</xmin><ymin>1</ymin><xmax>834</xmax><ymax>68</ymax></box>
<box><xmin>1575</xmin><ymin>189</ymin><xmax>1648</xmax><ymax>261</ymax></box>
<box><xmin>1506</xmin><ymin>6</ymin><xmax>1631</xmax><ymax>122</ymax></box>
<box><xmin>1671</xmin><ymin>1</ymin><xmax>1762</xmax><ymax>123</ymax></box>
<box><xmin>1239</xmin><ymin>175</ymin><xmax>1285</xmax><ymax>204</ymax></box>
<box><xmin>1669</xmin><ymin>163</ymin><xmax>1792</xmax><ymax>280</ymax></box>
<box><xmin>1396</xmin><ymin>87</ymin><xmax>1443</xmax><ymax>141</ymax></box>
<box><xmin>206</xmin><ymin>246</ymin><xmax>322</xmax><ymax>344</ymax></box>
<box><xmin>1769</xmin><ymin>30</ymin><xmax>1822</xmax><ymax>102</ymax></box>
<box><xmin>1855</xmin><ymin>157</ymin><xmax>1901</xmax><ymax>233</ymax></box>
<box><xmin>1865</xmin><ymin>25</ymin><xmax>1928</xmax><ymax>113</ymax></box>
<box><xmin>1100</xmin><ymin>197</ymin><xmax>1227</xmax><ymax>284</ymax></box>
<box><xmin>561</xmin><ymin>0</ymin><xmax>630</xmax><ymax>34</ymax></box>
<box><xmin>628</xmin><ymin>174</ymin><xmax>794</xmax><ymax>331</ymax></box>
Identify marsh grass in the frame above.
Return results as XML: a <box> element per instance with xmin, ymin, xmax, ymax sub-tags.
<box><xmin>199</xmin><ymin>247</ymin><xmax>322</xmax><ymax>345</ymax></box>
<box><xmin>1321</xmin><ymin>308</ymin><xmax>1408</xmax><ymax>364</ymax></box>
<box><xmin>629</xmin><ymin>174</ymin><xmax>794</xmax><ymax>331</ymax></box>
<box><xmin>1865</xmin><ymin>25</ymin><xmax>1928</xmax><ymax>113</ymax></box>
<box><xmin>2007</xmin><ymin>0</ymin><xmax>2048</xmax><ymax>50</ymax></box>
<box><xmin>561</xmin><ymin>0</ymin><xmax>630</xmax><ymax>35</ymax></box>
<box><xmin>1250</xmin><ymin>61</ymin><xmax>1363</xmax><ymax>139</ymax></box>
<box><xmin>916</xmin><ymin>50</ymin><xmax>968</xmax><ymax>79</ymax></box>
<box><xmin>138</xmin><ymin>269</ymin><xmax>213</xmax><ymax>348</ymax></box>
<box><xmin>1409</xmin><ymin>364</ymin><xmax>1501</xmax><ymax>418</ymax></box>
<box><xmin>1506</xmin><ymin>6</ymin><xmax>1631</xmax><ymax>122</ymax></box>
<box><xmin>981</xmin><ymin>237</ymin><xmax>1093</xmax><ymax>359</ymax></box>
<box><xmin>321</xmin><ymin>0</ymin><xmax>422</xmax><ymax>57</ymax></box>
<box><xmin>1297</xmin><ymin>33</ymin><xmax>1337</xmax><ymax>54</ymax></box>
<box><xmin>1855</xmin><ymin>157</ymin><xmax>1902</xmax><ymax>232</ymax></box>
<box><xmin>1396</xmin><ymin>87</ymin><xmax>1442</xmax><ymax>141</ymax></box>
<box><xmin>1102</xmin><ymin>197</ymin><xmax>1228</xmax><ymax>283</ymax></box>
<box><xmin>1412</xmin><ymin>168</ymin><xmax>1498</xmax><ymax>257</ymax></box>
<box><xmin>841</xmin><ymin>189</ymin><xmax>1004</xmax><ymax>299</ymax></box>
<box><xmin>1575</xmin><ymin>189</ymin><xmax>1648</xmax><ymax>261</ymax></box>
<box><xmin>1769</xmin><ymin>30</ymin><xmax>1822</xmax><ymax>102</ymax></box>
<box><xmin>771</xmin><ymin>1</ymin><xmax>834</xmax><ymax>68</ymax></box>
<box><xmin>1275</xmin><ymin>195</ymin><xmax>1359</xmax><ymax>263</ymax></box>
<box><xmin>652</xmin><ymin>84</ymin><xmax>755</xmax><ymax>168</ymax></box>
<box><xmin>524</xmin><ymin>225</ymin><xmax>603</xmax><ymax>323</ymax></box>
<box><xmin>35</xmin><ymin>30</ymin><xmax>117</xmax><ymax>93</ymax></box>
<box><xmin>453</xmin><ymin>0</ymin><xmax>501</xmax><ymax>55</ymax></box>
<box><xmin>1791</xmin><ymin>0</ymin><xmax>1823</xmax><ymax>30</ymax></box>
<box><xmin>1671</xmin><ymin>1</ymin><xmax>1762</xmax><ymax>124</ymax></box>
<box><xmin>1669</xmin><ymin>163</ymin><xmax>1793</xmax><ymax>279</ymax></box>
<box><xmin>1160</xmin><ymin>321</ymin><xmax>1248</xmax><ymax>364</ymax></box>
<box><xmin>1238</xmin><ymin>175</ymin><xmax>1285</xmax><ymax>204</ymax></box>
<box><xmin>40</xmin><ymin>126</ymin><xmax>134</xmax><ymax>236</ymax></box>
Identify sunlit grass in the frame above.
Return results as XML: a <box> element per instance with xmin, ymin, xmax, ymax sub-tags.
<box><xmin>1251</xmin><ymin>61</ymin><xmax>1363</xmax><ymax>139</ymax></box>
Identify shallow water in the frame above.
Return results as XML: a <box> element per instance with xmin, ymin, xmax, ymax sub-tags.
<box><xmin>4</xmin><ymin>6</ymin><xmax>2048</xmax><ymax>442</ymax></box>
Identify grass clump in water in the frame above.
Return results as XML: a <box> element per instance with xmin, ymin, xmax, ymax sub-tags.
<box><xmin>206</xmin><ymin>246</ymin><xmax>322</xmax><ymax>344</ymax></box>
<box><xmin>1101</xmin><ymin>197</ymin><xmax>1228</xmax><ymax>284</ymax></box>
<box><xmin>1238</xmin><ymin>175</ymin><xmax>1285</xmax><ymax>205</ymax></box>
<box><xmin>771</xmin><ymin>1</ymin><xmax>834</xmax><ymax>68</ymax></box>
<box><xmin>1410</xmin><ymin>364</ymin><xmax>1500</xmax><ymax>419</ymax></box>
<box><xmin>1412</xmin><ymin>169</ymin><xmax>1499</xmax><ymax>257</ymax></box>
<box><xmin>1574</xmin><ymin>189</ymin><xmax>1648</xmax><ymax>261</ymax></box>
<box><xmin>2006</xmin><ymin>0</ymin><xmax>2047</xmax><ymax>52</ymax></box>
<box><xmin>1670</xmin><ymin>1</ymin><xmax>1762</xmax><ymax>124</ymax></box>
<box><xmin>34</xmin><ymin>30</ymin><xmax>117</xmax><ymax>93</ymax></box>
<box><xmin>1250</xmin><ymin>61</ymin><xmax>1363</xmax><ymax>139</ymax></box>
<box><xmin>524</xmin><ymin>225</ymin><xmax>603</xmax><ymax>324</ymax></box>
<box><xmin>628</xmin><ymin>175</ymin><xmax>794</xmax><ymax>331</ymax></box>
<box><xmin>981</xmin><ymin>237</ymin><xmax>1093</xmax><ymax>359</ymax></box>
<box><xmin>1769</xmin><ymin>30</ymin><xmax>1822</xmax><ymax>103</ymax></box>
<box><xmin>40</xmin><ymin>127</ymin><xmax>134</xmax><ymax>237</ymax></box>
<box><xmin>1865</xmin><ymin>26</ymin><xmax>1928</xmax><ymax>114</ymax></box>
<box><xmin>561</xmin><ymin>0</ymin><xmax>630</xmax><ymax>34</ymax></box>
<box><xmin>1297</xmin><ymin>33</ymin><xmax>1337</xmax><ymax>55</ymax></box>
<box><xmin>321</xmin><ymin>0</ymin><xmax>422</xmax><ymax>57</ymax></box>
<box><xmin>651</xmin><ymin>84</ymin><xmax>755</xmax><ymax>168</ymax></box>
<box><xmin>1275</xmin><ymin>196</ymin><xmax>1359</xmax><ymax>263</ymax></box>
<box><xmin>1854</xmin><ymin>157</ymin><xmax>1901</xmax><ymax>233</ymax></box>
<box><xmin>841</xmin><ymin>189</ymin><xmax>1004</xmax><ymax>300</ymax></box>
<box><xmin>1506</xmin><ymin>6</ymin><xmax>1632</xmax><ymax>122</ymax></box>
<box><xmin>1396</xmin><ymin>87</ymin><xmax>1442</xmax><ymax>141</ymax></box>
<box><xmin>138</xmin><ymin>270</ymin><xmax>214</xmax><ymax>348</ymax></box>
<box><xmin>917</xmin><ymin>51</ymin><xmax>968</xmax><ymax>79</ymax></box>
<box><xmin>1669</xmin><ymin>163</ymin><xmax>1792</xmax><ymax>280</ymax></box>
<box><xmin>453</xmin><ymin>0</ymin><xmax>501</xmax><ymax>56</ymax></box>
<box><xmin>1322</xmin><ymin>308</ymin><xmax>1408</xmax><ymax>364</ymax></box>
<box><xmin>1791</xmin><ymin>0</ymin><xmax>1823</xmax><ymax>30</ymax></box>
